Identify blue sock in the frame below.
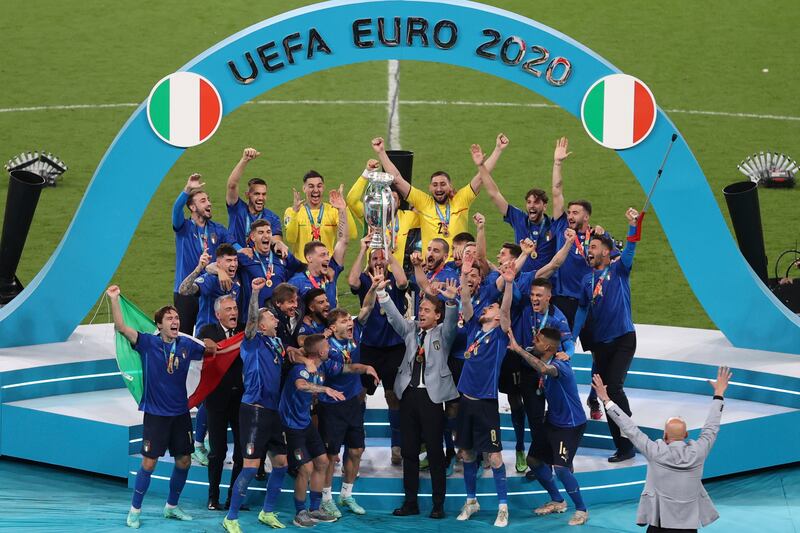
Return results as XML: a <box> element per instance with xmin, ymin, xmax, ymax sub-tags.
<box><xmin>131</xmin><ymin>467</ymin><xmax>153</xmax><ymax>510</ymax></box>
<box><xmin>295</xmin><ymin>498</ymin><xmax>306</xmax><ymax>513</ymax></box>
<box><xmin>194</xmin><ymin>404</ymin><xmax>207</xmax><ymax>443</ymax></box>
<box><xmin>310</xmin><ymin>490</ymin><xmax>322</xmax><ymax>511</ymax></box>
<box><xmin>226</xmin><ymin>466</ymin><xmax>256</xmax><ymax>520</ymax></box>
<box><xmin>463</xmin><ymin>460</ymin><xmax>478</xmax><ymax>499</ymax></box>
<box><xmin>167</xmin><ymin>465</ymin><xmax>189</xmax><ymax>506</ymax></box>
<box><xmin>511</xmin><ymin>404</ymin><xmax>526</xmax><ymax>452</ymax></box>
<box><xmin>263</xmin><ymin>466</ymin><xmax>287</xmax><ymax>512</ymax></box>
<box><xmin>388</xmin><ymin>409</ymin><xmax>401</xmax><ymax>447</ymax></box>
<box><xmin>492</xmin><ymin>464</ymin><xmax>508</xmax><ymax>505</ymax></box>
<box><xmin>555</xmin><ymin>466</ymin><xmax>586</xmax><ymax>511</ymax></box>
<box><xmin>534</xmin><ymin>463</ymin><xmax>563</xmax><ymax>502</ymax></box>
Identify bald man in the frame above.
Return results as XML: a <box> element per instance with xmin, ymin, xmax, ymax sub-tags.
<box><xmin>592</xmin><ymin>367</ymin><xmax>732</xmax><ymax>533</ymax></box>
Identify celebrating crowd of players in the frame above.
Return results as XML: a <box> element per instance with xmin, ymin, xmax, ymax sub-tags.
<box><xmin>109</xmin><ymin>134</ymin><xmax>643</xmax><ymax>531</ymax></box>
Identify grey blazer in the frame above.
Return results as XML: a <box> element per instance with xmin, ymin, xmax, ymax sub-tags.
<box><xmin>606</xmin><ymin>399</ymin><xmax>723</xmax><ymax>530</ymax></box>
<box><xmin>378</xmin><ymin>292</ymin><xmax>459</xmax><ymax>404</ymax></box>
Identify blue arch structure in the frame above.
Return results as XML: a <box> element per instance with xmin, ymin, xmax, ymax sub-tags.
<box><xmin>0</xmin><ymin>0</ymin><xmax>797</xmax><ymax>353</ymax></box>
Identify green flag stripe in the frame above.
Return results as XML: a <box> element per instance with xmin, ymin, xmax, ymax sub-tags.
<box><xmin>149</xmin><ymin>79</ymin><xmax>170</xmax><ymax>139</ymax></box>
<box><xmin>115</xmin><ymin>295</ymin><xmax>154</xmax><ymax>404</ymax></box>
<box><xmin>584</xmin><ymin>81</ymin><xmax>605</xmax><ymax>141</ymax></box>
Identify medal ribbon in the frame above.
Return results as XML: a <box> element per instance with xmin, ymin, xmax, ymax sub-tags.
<box><xmin>254</xmin><ymin>249</ymin><xmax>275</xmax><ymax>282</ymax></box>
<box><xmin>434</xmin><ymin>202</ymin><xmax>451</xmax><ymax>235</ymax></box>
<box><xmin>416</xmin><ymin>330</ymin><xmax>427</xmax><ymax>363</ymax></box>
<box><xmin>466</xmin><ymin>327</ymin><xmax>496</xmax><ymax>358</ymax></box>
<box><xmin>192</xmin><ymin>220</ymin><xmax>209</xmax><ymax>252</ymax></box>
<box><xmin>591</xmin><ymin>266</ymin><xmax>611</xmax><ymax>304</ymax></box>
<box><xmin>573</xmin><ymin>228</ymin><xmax>592</xmax><ymax>257</ymax></box>
<box><xmin>162</xmin><ymin>340</ymin><xmax>177</xmax><ymax>375</ymax></box>
<box><xmin>428</xmin><ymin>263</ymin><xmax>445</xmax><ymax>282</ymax></box>
<box><xmin>528</xmin><ymin>216</ymin><xmax>546</xmax><ymax>243</ymax></box>
<box><xmin>532</xmin><ymin>307</ymin><xmax>550</xmax><ymax>337</ymax></box>
<box><xmin>245</xmin><ymin>210</ymin><xmax>263</xmax><ymax>238</ymax></box>
<box><xmin>304</xmin><ymin>203</ymin><xmax>324</xmax><ymax>241</ymax></box>
<box><xmin>306</xmin><ymin>270</ymin><xmax>327</xmax><ymax>290</ymax></box>
<box><xmin>330</xmin><ymin>337</ymin><xmax>356</xmax><ymax>364</ymax></box>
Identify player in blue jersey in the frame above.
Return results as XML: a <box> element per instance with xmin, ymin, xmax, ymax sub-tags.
<box><xmin>237</xmin><ymin>220</ymin><xmax>302</xmax><ymax>317</ymax></box>
<box><xmin>280</xmin><ymin>334</ymin><xmax>376</xmax><ymax>527</ymax></box>
<box><xmin>223</xmin><ymin>277</ymin><xmax>314</xmax><ymax>533</ymax></box>
<box><xmin>297</xmin><ymin>289</ymin><xmax>330</xmax><ymax>346</ymax></box>
<box><xmin>348</xmin><ymin>233</ymin><xmax>409</xmax><ymax>465</ymax></box>
<box><xmin>410</xmin><ymin>238</ymin><xmax>460</xmax><ymax>308</ymax></box>
<box><xmin>287</xmin><ymin>187</ymin><xmax>350</xmax><ymax>309</ymax></box>
<box><xmin>178</xmin><ymin>243</ymin><xmax>242</xmax><ymax>336</ymax></box>
<box><xmin>319</xmin><ymin>286</ymin><xmax>382</xmax><ymax>518</ymax></box>
<box><xmin>478</xmin><ymin>134</ymin><xmax>557</xmax><ymax>273</ymax></box>
<box><xmin>225</xmin><ymin>147</ymin><xmax>283</xmax><ymax>247</ymax></box>
<box><xmin>573</xmin><ymin>208</ymin><xmax>641</xmax><ymax>463</ymax></box>
<box><xmin>107</xmin><ymin>285</ymin><xmax>216</xmax><ymax>529</ymax></box>
<box><xmin>455</xmin><ymin>263</ymin><xmax>514</xmax><ymax>527</ymax></box>
<box><xmin>507</xmin><ymin>327</ymin><xmax>589</xmax><ymax>527</ymax></box>
<box><xmin>172</xmin><ymin>172</ymin><xmax>239</xmax><ymax>334</ymax></box>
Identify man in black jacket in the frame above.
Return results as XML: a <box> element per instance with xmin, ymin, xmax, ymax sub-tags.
<box><xmin>198</xmin><ymin>294</ymin><xmax>245</xmax><ymax>511</ymax></box>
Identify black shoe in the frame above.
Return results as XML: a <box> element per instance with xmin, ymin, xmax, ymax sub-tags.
<box><xmin>608</xmin><ymin>449</ymin><xmax>635</xmax><ymax>463</ymax></box>
<box><xmin>208</xmin><ymin>499</ymin><xmax>224</xmax><ymax>511</ymax></box>
<box><xmin>392</xmin><ymin>502</ymin><xmax>420</xmax><ymax>516</ymax></box>
<box><xmin>429</xmin><ymin>506</ymin><xmax>445</xmax><ymax>519</ymax></box>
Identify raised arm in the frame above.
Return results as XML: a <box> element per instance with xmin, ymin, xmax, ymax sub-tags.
<box><xmin>593</xmin><ymin>374</ymin><xmax>660</xmax><ymax>460</ymax></box>
<box><xmin>329</xmin><ymin>185</ymin><xmax>350</xmax><ymax>265</ymax></box>
<box><xmin>348</xmin><ymin>233</ymin><xmax>372</xmax><ymax>290</ymax></box>
<box><xmin>473</xmin><ymin>212</ymin><xmax>490</xmax><ymax>271</ymax></box>
<box><xmin>552</xmin><ymin>137</ymin><xmax>571</xmax><ymax>220</ymax></box>
<box><xmin>535</xmin><ymin>228</ymin><xmax>576</xmax><ymax>279</ymax></box>
<box><xmin>357</xmin><ymin>267</ymin><xmax>387</xmax><ymax>325</ymax></box>
<box><xmin>439</xmin><ymin>279</ymin><xmax>460</xmax><ymax>344</ymax></box>
<box><xmin>500</xmin><ymin>263</ymin><xmax>515</xmax><ymax>332</ymax></box>
<box><xmin>410</xmin><ymin>251</ymin><xmax>429</xmax><ymax>294</ymax></box>
<box><xmin>460</xmin><ymin>255</ymin><xmax>475</xmax><ymax>323</ymax></box>
<box><xmin>695</xmin><ymin>366</ymin><xmax>731</xmax><ymax>458</ymax></box>
<box><xmin>283</xmin><ymin>189</ymin><xmax>304</xmax><ymax>245</ymax></box>
<box><xmin>106</xmin><ymin>285</ymin><xmax>138</xmax><ymax>344</ymax></box>
<box><xmin>621</xmin><ymin>208</ymin><xmax>640</xmax><ymax>269</ymax></box>
<box><xmin>483</xmin><ymin>133</ymin><xmax>510</xmax><ymax>174</ymax></box>
<box><xmin>376</xmin><ymin>286</ymin><xmax>411</xmax><ymax>337</ymax></box>
<box><xmin>178</xmin><ymin>251</ymin><xmax>210</xmax><ymax>295</ymax></box>
<box><xmin>245</xmin><ymin>278</ymin><xmax>264</xmax><ymax>339</ymax></box>
<box><xmin>345</xmin><ymin>159</ymin><xmax>379</xmax><ymax>219</ymax></box>
<box><xmin>372</xmin><ymin>137</ymin><xmax>410</xmax><ymax>199</ymax></box>
<box><xmin>226</xmin><ymin>148</ymin><xmax>260</xmax><ymax>206</ymax></box>
<box><xmin>173</xmin><ymin>173</ymin><xmax>204</xmax><ymax>230</ymax></box>
<box><xmin>468</xmin><ymin>143</ymin><xmax>487</xmax><ymax>194</ymax></box>
<box><xmin>508</xmin><ymin>332</ymin><xmax>558</xmax><ymax>377</ymax></box>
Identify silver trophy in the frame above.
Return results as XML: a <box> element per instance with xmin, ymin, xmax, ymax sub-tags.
<box><xmin>363</xmin><ymin>171</ymin><xmax>397</xmax><ymax>252</ymax></box>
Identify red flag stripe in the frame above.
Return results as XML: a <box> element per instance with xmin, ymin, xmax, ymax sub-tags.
<box><xmin>199</xmin><ymin>78</ymin><xmax>220</xmax><ymax>141</ymax></box>
<box><xmin>633</xmin><ymin>81</ymin><xmax>655</xmax><ymax>142</ymax></box>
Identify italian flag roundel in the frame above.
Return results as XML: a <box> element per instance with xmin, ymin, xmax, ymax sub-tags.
<box><xmin>581</xmin><ymin>74</ymin><xmax>656</xmax><ymax>150</ymax></box>
<box><xmin>147</xmin><ymin>72</ymin><xmax>222</xmax><ymax>148</ymax></box>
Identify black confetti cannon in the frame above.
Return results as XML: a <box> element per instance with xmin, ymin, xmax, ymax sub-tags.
<box><xmin>736</xmin><ymin>151</ymin><xmax>796</xmax><ymax>188</ymax></box>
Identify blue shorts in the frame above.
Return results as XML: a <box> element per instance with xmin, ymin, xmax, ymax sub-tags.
<box><xmin>317</xmin><ymin>396</ymin><xmax>366</xmax><ymax>455</ymax></box>
<box><xmin>239</xmin><ymin>403</ymin><xmax>287</xmax><ymax>460</ymax></box>
<box><xmin>141</xmin><ymin>412</ymin><xmax>193</xmax><ymax>459</ymax></box>
<box><xmin>455</xmin><ymin>397</ymin><xmax>502</xmax><ymax>453</ymax></box>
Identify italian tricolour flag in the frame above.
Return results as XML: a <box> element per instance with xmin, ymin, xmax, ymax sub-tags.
<box><xmin>147</xmin><ymin>72</ymin><xmax>222</xmax><ymax>148</ymax></box>
<box><xmin>581</xmin><ymin>74</ymin><xmax>656</xmax><ymax>150</ymax></box>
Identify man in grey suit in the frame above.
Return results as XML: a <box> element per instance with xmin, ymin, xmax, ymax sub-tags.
<box><xmin>377</xmin><ymin>277</ymin><xmax>460</xmax><ymax>519</ymax></box>
<box><xmin>591</xmin><ymin>367</ymin><xmax>732</xmax><ymax>533</ymax></box>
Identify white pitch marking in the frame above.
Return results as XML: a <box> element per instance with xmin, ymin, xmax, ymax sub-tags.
<box><xmin>1</xmin><ymin>99</ymin><xmax>799</xmax><ymax>122</ymax></box>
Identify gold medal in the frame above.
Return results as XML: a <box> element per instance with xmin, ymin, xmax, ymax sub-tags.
<box><xmin>530</xmin><ymin>250</ymin><xmax>538</xmax><ymax>259</ymax></box>
<box><xmin>416</xmin><ymin>354</ymin><xmax>423</xmax><ymax>363</ymax></box>
<box><xmin>464</xmin><ymin>351</ymin><xmax>471</xmax><ymax>359</ymax></box>
<box><xmin>380</xmin><ymin>307</ymin><xmax>385</xmax><ymax>315</ymax></box>
<box><xmin>266</xmin><ymin>278</ymin><xmax>273</xmax><ymax>287</ymax></box>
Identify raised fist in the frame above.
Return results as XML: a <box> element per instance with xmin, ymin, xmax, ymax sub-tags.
<box><xmin>470</xmin><ymin>144</ymin><xmax>485</xmax><ymax>166</ymax></box>
<box><xmin>371</xmin><ymin>137</ymin><xmax>385</xmax><ymax>153</ymax></box>
<box><xmin>242</xmin><ymin>147</ymin><xmax>260</xmax><ymax>161</ymax></box>
<box><xmin>106</xmin><ymin>285</ymin><xmax>121</xmax><ymax>298</ymax></box>
<box><xmin>252</xmin><ymin>277</ymin><xmax>266</xmax><ymax>291</ymax></box>
<box><xmin>366</xmin><ymin>159</ymin><xmax>380</xmax><ymax>172</ymax></box>
<box><xmin>496</xmin><ymin>133</ymin><xmax>510</xmax><ymax>150</ymax></box>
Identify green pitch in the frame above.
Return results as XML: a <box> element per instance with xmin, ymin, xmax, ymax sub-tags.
<box><xmin>0</xmin><ymin>1</ymin><xmax>798</xmax><ymax>329</ymax></box>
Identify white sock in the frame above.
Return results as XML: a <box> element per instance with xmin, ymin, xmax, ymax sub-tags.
<box><xmin>340</xmin><ymin>482</ymin><xmax>354</xmax><ymax>499</ymax></box>
<box><xmin>129</xmin><ymin>506</ymin><xmax>141</xmax><ymax>514</ymax></box>
<box><xmin>499</xmin><ymin>503</ymin><xmax>508</xmax><ymax>510</ymax></box>
<box><xmin>165</xmin><ymin>503</ymin><xmax>176</xmax><ymax>509</ymax></box>
<box><xmin>322</xmin><ymin>487</ymin><xmax>332</xmax><ymax>502</ymax></box>
<box><xmin>194</xmin><ymin>441</ymin><xmax>203</xmax><ymax>448</ymax></box>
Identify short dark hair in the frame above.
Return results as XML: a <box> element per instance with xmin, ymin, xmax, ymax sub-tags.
<box><xmin>567</xmin><ymin>200</ymin><xmax>592</xmax><ymax>215</ymax></box>
<box><xmin>185</xmin><ymin>190</ymin><xmax>207</xmax><ymax>209</ymax></box>
<box><xmin>303</xmin><ymin>241</ymin><xmax>326</xmax><ymax>258</ymax></box>
<box><xmin>247</xmin><ymin>178</ymin><xmax>267</xmax><ymax>189</ymax></box>
<box><xmin>327</xmin><ymin>308</ymin><xmax>350</xmax><ymax>327</ymax></box>
<box><xmin>525</xmin><ymin>188</ymin><xmax>549</xmax><ymax>204</ymax></box>
<box><xmin>303</xmin><ymin>170</ymin><xmax>324</xmax><ymax>183</ymax></box>
<box><xmin>421</xmin><ymin>294</ymin><xmax>445</xmax><ymax>323</ymax></box>
<box><xmin>303</xmin><ymin>334</ymin><xmax>327</xmax><ymax>354</ymax></box>
<box><xmin>303</xmin><ymin>288</ymin><xmax>327</xmax><ymax>310</ymax></box>
<box><xmin>154</xmin><ymin>305</ymin><xmax>178</xmax><ymax>324</ymax></box>
<box><xmin>539</xmin><ymin>327</ymin><xmax>562</xmax><ymax>346</ymax></box>
<box><xmin>272</xmin><ymin>283</ymin><xmax>297</xmax><ymax>304</ymax></box>
<box><xmin>453</xmin><ymin>232</ymin><xmax>475</xmax><ymax>245</ymax></box>
<box><xmin>591</xmin><ymin>233</ymin><xmax>614</xmax><ymax>250</ymax></box>
<box><xmin>216</xmin><ymin>243</ymin><xmax>237</xmax><ymax>258</ymax></box>
<box><xmin>530</xmin><ymin>278</ymin><xmax>553</xmax><ymax>291</ymax></box>
<box><xmin>430</xmin><ymin>238</ymin><xmax>450</xmax><ymax>255</ymax></box>
<box><xmin>430</xmin><ymin>171</ymin><xmax>451</xmax><ymax>182</ymax></box>
<box><xmin>248</xmin><ymin>219</ymin><xmax>271</xmax><ymax>235</ymax></box>
<box><xmin>502</xmin><ymin>242</ymin><xmax>522</xmax><ymax>259</ymax></box>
